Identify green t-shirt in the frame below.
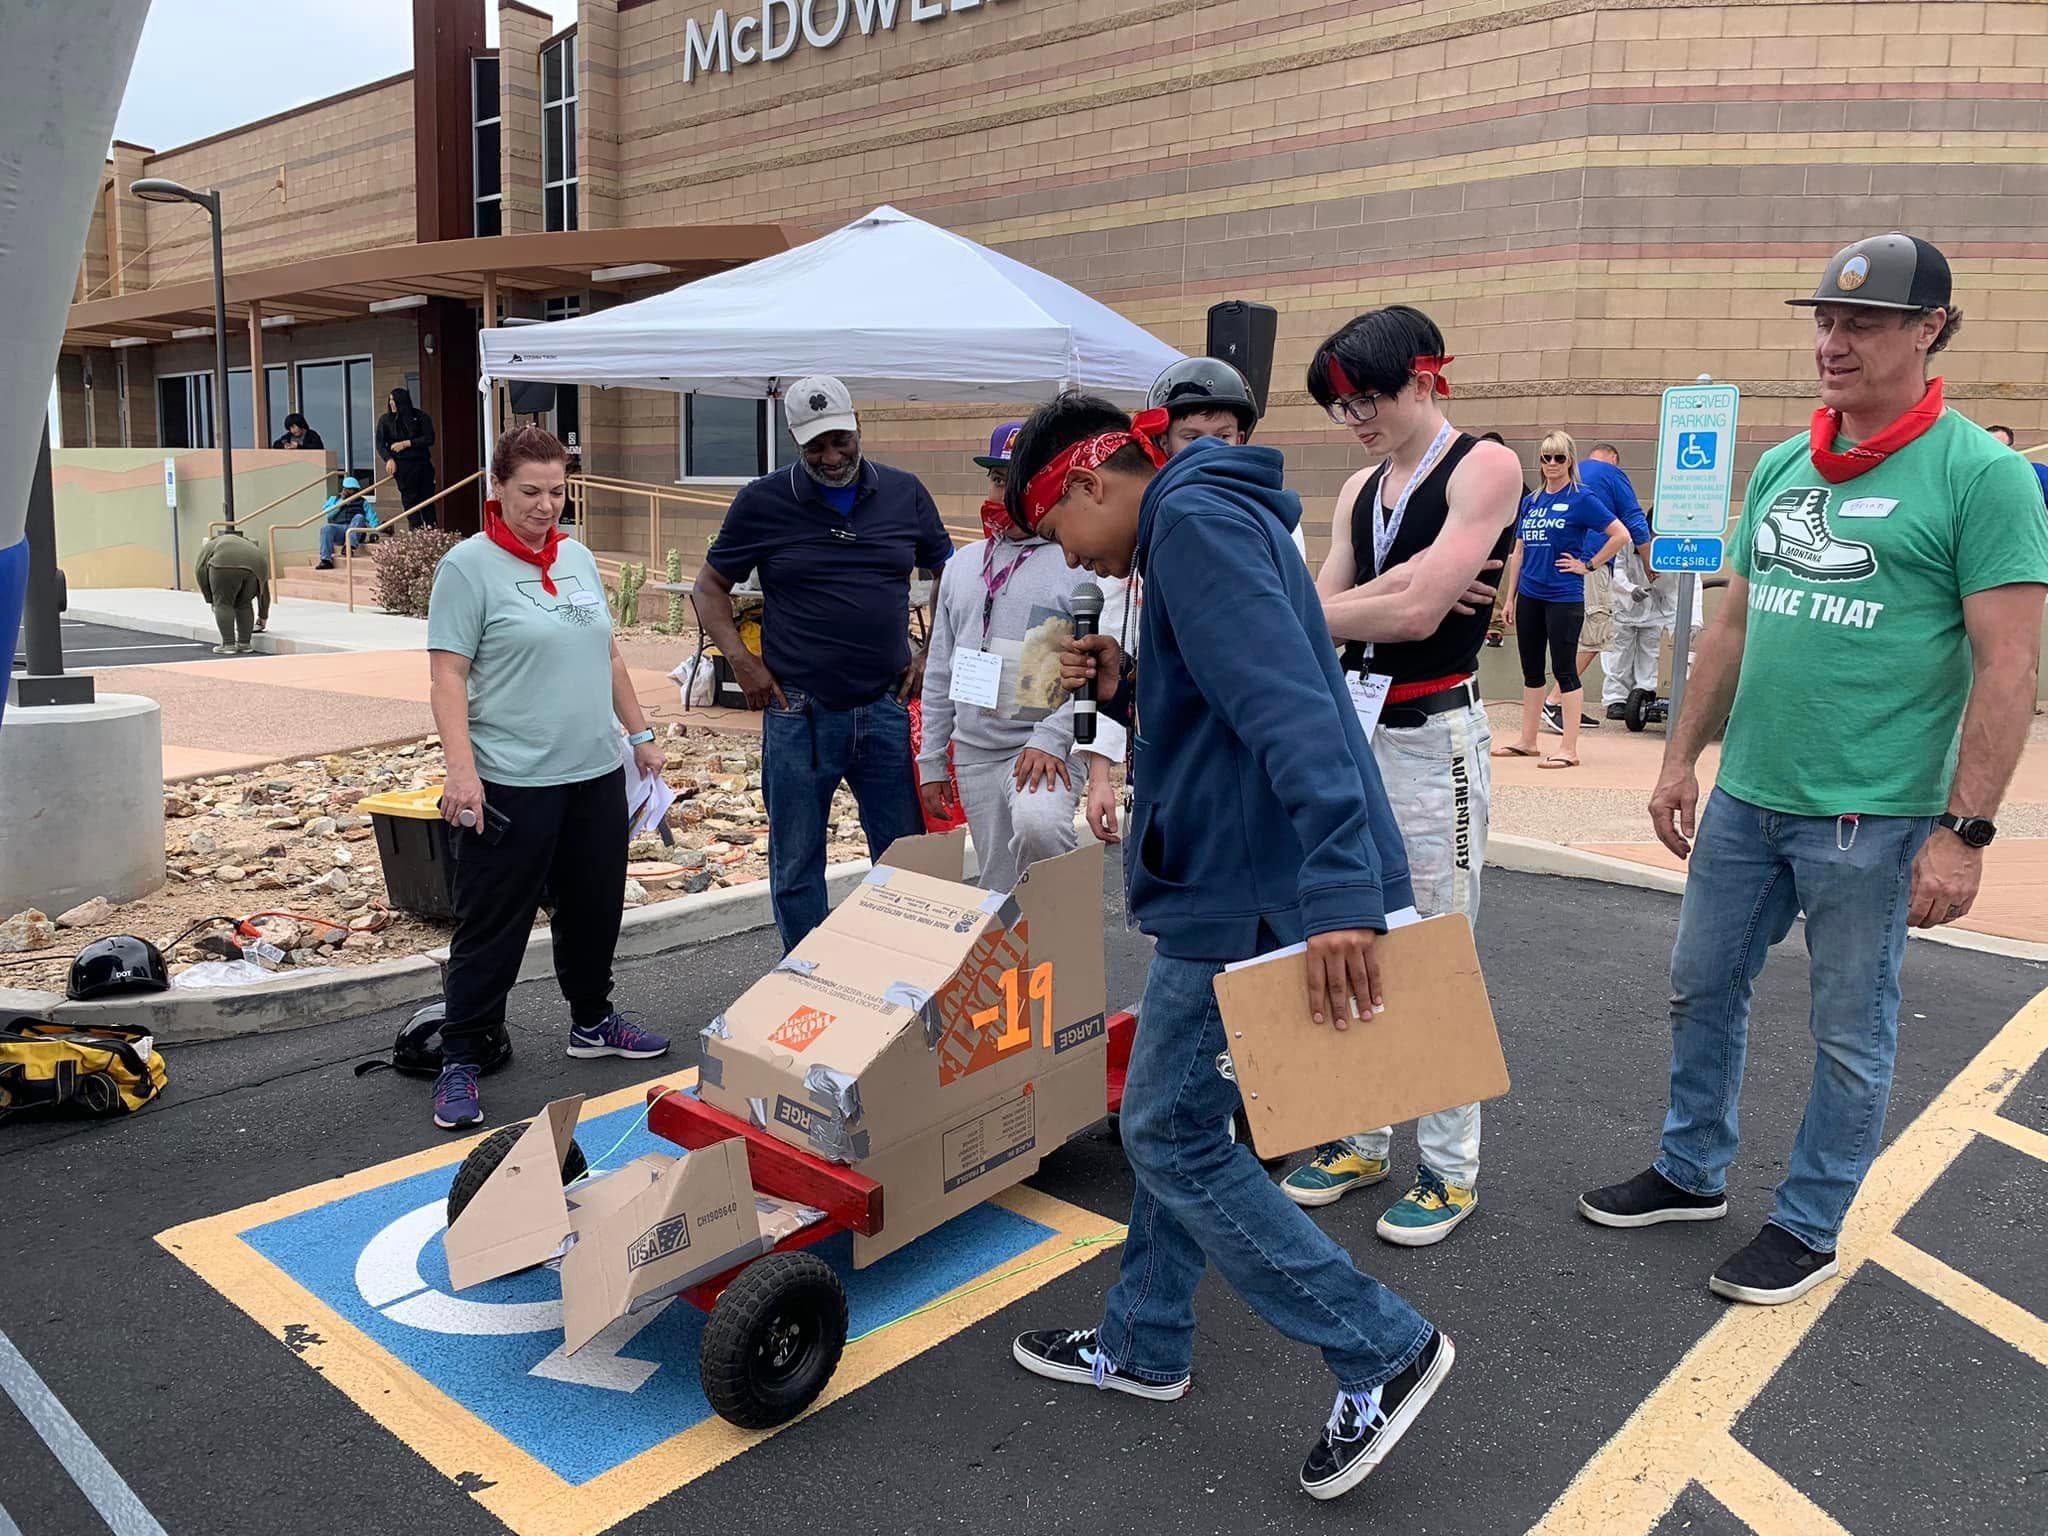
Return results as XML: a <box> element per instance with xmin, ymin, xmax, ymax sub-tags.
<box><xmin>1721</xmin><ymin>410</ymin><xmax>2048</xmax><ymax>817</ymax></box>
<box><xmin>426</xmin><ymin>534</ymin><xmax>622</xmax><ymax>787</ymax></box>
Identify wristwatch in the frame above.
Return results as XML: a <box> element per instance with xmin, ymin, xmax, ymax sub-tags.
<box><xmin>626</xmin><ymin>728</ymin><xmax>657</xmax><ymax>747</ymax></box>
<box><xmin>1936</xmin><ymin>813</ymin><xmax>1997</xmax><ymax>848</ymax></box>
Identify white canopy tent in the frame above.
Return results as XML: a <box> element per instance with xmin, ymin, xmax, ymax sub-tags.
<box><xmin>476</xmin><ymin>205</ymin><xmax>1183</xmax><ymax>409</ymax></box>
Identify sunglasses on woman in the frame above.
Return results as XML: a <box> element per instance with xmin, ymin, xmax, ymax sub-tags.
<box><xmin>1539</xmin><ymin>453</ymin><xmax>1570</xmax><ymax>464</ymax></box>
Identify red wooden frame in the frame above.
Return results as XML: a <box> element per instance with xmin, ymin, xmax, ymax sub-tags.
<box><xmin>645</xmin><ymin>1086</ymin><xmax>885</xmax><ymax>1237</ymax></box>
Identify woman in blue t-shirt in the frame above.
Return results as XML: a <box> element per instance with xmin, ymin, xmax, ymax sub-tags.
<box><xmin>1493</xmin><ymin>431</ymin><xmax>1628</xmax><ymax>768</ymax></box>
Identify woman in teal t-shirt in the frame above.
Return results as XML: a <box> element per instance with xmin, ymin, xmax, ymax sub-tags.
<box><xmin>1495</xmin><ymin>431</ymin><xmax>1628</xmax><ymax>767</ymax></box>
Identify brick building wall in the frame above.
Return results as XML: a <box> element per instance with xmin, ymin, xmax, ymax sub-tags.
<box><xmin>501</xmin><ymin>0</ymin><xmax>551</xmax><ymax>233</ymax></box>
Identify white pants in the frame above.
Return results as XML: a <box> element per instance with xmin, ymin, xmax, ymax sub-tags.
<box><xmin>1602</xmin><ymin>622</ymin><xmax>1664</xmax><ymax>706</ymax></box>
<box><xmin>1345</xmin><ymin>701</ymin><xmax>1490</xmax><ymax>1186</ymax></box>
<box><xmin>953</xmin><ymin>754</ymin><xmax>1080</xmax><ymax>893</ymax></box>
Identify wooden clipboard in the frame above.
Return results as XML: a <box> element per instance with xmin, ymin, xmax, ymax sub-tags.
<box><xmin>1211</xmin><ymin>913</ymin><xmax>1508</xmax><ymax>1159</ymax></box>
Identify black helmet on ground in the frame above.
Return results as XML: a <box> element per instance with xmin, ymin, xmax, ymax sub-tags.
<box><xmin>66</xmin><ymin>935</ymin><xmax>170</xmax><ymax>1001</ymax></box>
<box><xmin>354</xmin><ymin>1001</ymin><xmax>514</xmax><ymax>1079</ymax></box>
<box><xmin>1146</xmin><ymin>357</ymin><xmax>1259</xmax><ymax>434</ymax></box>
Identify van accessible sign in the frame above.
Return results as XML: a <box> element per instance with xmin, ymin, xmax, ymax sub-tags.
<box><xmin>686</xmin><ymin>0</ymin><xmax>1009</xmax><ymax>83</ymax></box>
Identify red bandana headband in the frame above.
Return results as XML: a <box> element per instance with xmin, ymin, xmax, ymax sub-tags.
<box><xmin>1325</xmin><ymin>354</ymin><xmax>1456</xmax><ymax>400</ymax></box>
<box><xmin>1017</xmin><ymin>409</ymin><xmax>1170</xmax><ymax>531</ymax></box>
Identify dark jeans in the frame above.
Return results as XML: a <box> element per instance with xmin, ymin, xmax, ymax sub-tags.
<box><xmin>1516</xmin><ymin>593</ymin><xmax>1585</xmax><ymax>691</ymax></box>
<box><xmin>394</xmin><ymin>458</ymin><xmax>437</xmax><ymax>527</ymax></box>
<box><xmin>760</xmin><ymin>688</ymin><xmax>923</xmax><ymax>951</ymax></box>
<box><xmin>439</xmin><ymin>767</ymin><xmax>628</xmax><ymax>1063</ymax></box>
<box><xmin>1099</xmin><ymin>945</ymin><xmax>1435</xmax><ymax>1392</ymax></box>
<box><xmin>319</xmin><ymin>515</ymin><xmax>368</xmax><ymax>562</ymax></box>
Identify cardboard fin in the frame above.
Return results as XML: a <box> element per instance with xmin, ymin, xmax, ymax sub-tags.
<box><xmin>1213</xmin><ymin>914</ymin><xmax>1508</xmax><ymax>1161</ymax></box>
<box><xmin>443</xmin><ymin>1094</ymin><xmax>585</xmax><ymax>1292</ymax></box>
<box><xmin>1011</xmin><ymin>843</ymin><xmax>1106</xmax><ymax>1034</ymax></box>
<box><xmin>875</xmin><ymin>828</ymin><xmax>968</xmax><ymax>882</ymax></box>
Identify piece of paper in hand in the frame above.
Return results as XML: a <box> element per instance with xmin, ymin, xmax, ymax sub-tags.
<box><xmin>1221</xmin><ymin>905</ymin><xmax>1420</xmax><ymax>974</ymax></box>
<box><xmin>621</xmin><ymin>736</ymin><xmax>679</xmax><ymax>840</ymax></box>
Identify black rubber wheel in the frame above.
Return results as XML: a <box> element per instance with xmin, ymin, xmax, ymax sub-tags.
<box><xmin>700</xmin><ymin>1251</ymin><xmax>848</xmax><ymax>1430</ymax></box>
<box><xmin>1625</xmin><ymin>687</ymin><xmax>1653</xmax><ymax>733</ymax></box>
<box><xmin>445</xmin><ymin>1123</ymin><xmax>588</xmax><ymax>1228</ymax></box>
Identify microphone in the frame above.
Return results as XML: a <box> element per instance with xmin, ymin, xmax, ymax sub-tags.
<box><xmin>1070</xmin><ymin>582</ymin><xmax>1104</xmax><ymax>745</ymax></box>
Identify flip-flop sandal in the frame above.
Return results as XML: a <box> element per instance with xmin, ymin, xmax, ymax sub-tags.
<box><xmin>1491</xmin><ymin>745</ymin><xmax>1540</xmax><ymax>758</ymax></box>
<box><xmin>1538</xmin><ymin>754</ymin><xmax>1579</xmax><ymax>769</ymax></box>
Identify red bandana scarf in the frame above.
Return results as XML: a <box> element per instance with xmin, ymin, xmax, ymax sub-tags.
<box><xmin>484</xmin><ymin>499</ymin><xmax>566</xmax><ymax>593</ymax></box>
<box><xmin>1808</xmin><ymin>377</ymin><xmax>1945</xmax><ymax>484</ymax></box>
<box><xmin>1326</xmin><ymin>355</ymin><xmax>1456</xmax><ymax>401</ymax></box>
<box><xmin>1017</xmin><ymin>410</ymin><xmax>1170</xmax><ymax>532</ymax></box>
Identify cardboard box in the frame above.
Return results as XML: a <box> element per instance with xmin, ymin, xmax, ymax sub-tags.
<box><xmin>698</xmin><ymin>832</ymin><xmax>1109</xmax><ymax>1266</ymax></box>
<box><xmin>1211</xmin><ymin>914</ymin><xmax>1510</xmax><ymax>1160</ymax></box>
<box><xmin>442</xmin><ymin>1099</ymin><xmax>796</xmax><ymax>1355</ymax></box>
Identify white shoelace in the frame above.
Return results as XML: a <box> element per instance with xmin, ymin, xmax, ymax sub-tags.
<box><xmin>1327</xmin><ymin>1387</ymin><xmax>1387</xmax><ymax>1445</ymax></box>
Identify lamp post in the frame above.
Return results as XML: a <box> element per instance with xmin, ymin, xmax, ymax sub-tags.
<box><xmin>130</xmin><ymin>177</ymin><xmax>234</xmax><ymax>527</ymax></box>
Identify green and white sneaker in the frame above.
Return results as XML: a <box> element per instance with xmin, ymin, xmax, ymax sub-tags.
<box><xmin>1281</xmin><ymin>1144</ymin><xmax>1391</xmax><ymax>1208</ymax></box>
<box><xmin>1376</xmin><ymin>1167</ymin><xmax>1477</xmax><ymax>1246</ymax></box>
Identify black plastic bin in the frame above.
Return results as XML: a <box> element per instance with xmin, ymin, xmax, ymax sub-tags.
<box><xmin>358</xmin><ymin>787</ymin><xmax>458</xmax><ymax>919</ymax></box>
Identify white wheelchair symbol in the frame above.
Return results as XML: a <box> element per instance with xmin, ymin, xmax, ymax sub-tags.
<box><xmin>1678</xmin><ymin>434</ymin><xmax>1713</xmax><ymax>470</ymax></box>
<box><xmin>353</xmin><ymin>1198</ymin><xmax>673</xmax><ymax>1392</ymax></box>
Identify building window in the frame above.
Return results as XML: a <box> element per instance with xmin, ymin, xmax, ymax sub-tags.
<box><xmin>473</xmin><ymin>55</ymin><xmax>502</xmax><ymax>239</ymax></box>
<box><xmin>157</xmin><ymin>372</ymin><xmax>215</xmax><ymax>449</ymax></box>
<box><xmin>295</xmin><ymin>356</ymin><xmax>377</xmax><ymax>476</ymax></box>
<box><xmin>681</xmin><ymin>396</ymin><xmax>786</xmax><ymax>482</ymax></box>
<box><xmin>542</xmin><ymin>35</ymin><xmax>578</xmax><ymax>232</ymax></box>
<box><xmin>227</xmin><ymin>365</ymin><xmax>292</xmax><ymax>449</ymax></box>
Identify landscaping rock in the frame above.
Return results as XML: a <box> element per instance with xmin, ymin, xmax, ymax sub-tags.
<box><xmin>304</xmin><ymin>816</ymin><xmax>338</xmax><ymax>837</ymax></box>
<box><xmin>622</xmin><ymin>879</ymin><xmax>648</xmax><ymax>907</ymax></box>
<box><xmin>55</xmin><ymin>897</ymin><xmax>117</xmax><ymax>929</ymax></box>
<box><xmin>0</xmin><ymin>909</ymin><xmax>57</xmax><ymax>952</ymax></box>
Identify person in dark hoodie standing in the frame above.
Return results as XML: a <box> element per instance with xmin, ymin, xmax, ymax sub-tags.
<box><xmin>1007</xmin><ymin>393</ymin><xmax>1453</xmax><ymax>1503</ymax></box>
<box><xmin>378</xmin><ymin>388</ymin><xmax>438</xmax><ymax>527</ymax></box>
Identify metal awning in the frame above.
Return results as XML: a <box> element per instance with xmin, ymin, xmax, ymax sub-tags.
<box><xmin>62</xmin><ymin>224</ymin><xmax>797</xmax><ymax>348</ymax></box>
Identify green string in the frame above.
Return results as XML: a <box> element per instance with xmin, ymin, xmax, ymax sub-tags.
<box><xmin>565</xmin><ymin>1087</ymin><xmax>685</xmax><ymax>1189</ymax></box>
<box><xmin>845</xmin><ymin>1229</ymin><xmax>1127</xmax><ymax>1344</ymax></box>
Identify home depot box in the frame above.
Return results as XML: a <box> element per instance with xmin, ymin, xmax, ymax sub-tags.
<box><xmin>442</xmin><ymin>1096</ymin><xmax>800</xmax><ymax>1354</ymax></box>
<box><xmin>698</xmin><ymin>833</ymin><xmax>1109</xmax><ymax>1264</ymax></box>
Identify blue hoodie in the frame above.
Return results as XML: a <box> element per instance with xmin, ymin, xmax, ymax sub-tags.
<box><xmin>1121</xmin><ymin>438</ymin><xmax>1413</xmax><ymax>960</ymax></box>
<box><xmin>1578</xmin><ymin>457</ymin><xmax>1650</xmax><ymax>549</ymax></box>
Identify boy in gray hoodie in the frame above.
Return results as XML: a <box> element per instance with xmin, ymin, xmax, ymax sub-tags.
<box><xmin>918</xmin><ymin>423</ymin><xmax>1124</xmax><ymax>891</ymax></box>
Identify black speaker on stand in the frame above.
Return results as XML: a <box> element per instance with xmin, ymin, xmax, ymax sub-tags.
<box><xmin>1206</xmin><ymin>300</ymin><xmax>1279</xmax><ymax>419</ymax></box>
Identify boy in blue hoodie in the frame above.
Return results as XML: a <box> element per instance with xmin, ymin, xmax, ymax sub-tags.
<box><xmin>1001</xmin><ymin>393</ymin><xmax>1453</xmax><ymax>1502</ymax></box>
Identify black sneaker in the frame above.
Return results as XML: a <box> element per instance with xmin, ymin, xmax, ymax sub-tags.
<box><xmin>1606</xmin><ymin>701</ymin><xmax>1629</xmax><ymax>720</ymax></box>
<box><xmin>1709</xmin><ymin>1224</ymin><xmax>1839</xmax><ymax>1305</ymax></box>
<box><xmin>1011</xmin><ymin>1328</ymin><xmax>1190</xmax><ymax>1401</ymax></box>
<box><xmin>1300</xmin><ymin>1330</ymin><xmax>1455</xmax><ymax>1501</ymax></box>
<box><xmin>1540</xmin><ymin>702</ymin><xmax>1564</xmax><ymax>735</ymax></box>
<box><xmin>1578</xmin><ymin>1167</ymin><xmax>1728</xmax><ymax>1228</ymax></box>
<box><xmin>1579</xmin><ymin>710</ymin><xmax>1601</xmax><ymax>729</ymax></box>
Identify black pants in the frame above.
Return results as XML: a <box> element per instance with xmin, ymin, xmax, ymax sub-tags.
<box><xmin>1516</xmin><ymin>594</ymin><xmax>1585</xmax><ymax>692</ymax></box>
<box><xmin>439</xmin><ymin>767</ymin><xmax>628</xmax><ymax>1064</ymax></box>
<box><xmin>394</xmin><ymin>458</ymin><xmax>438</xmax><ymax>528</ymax></box>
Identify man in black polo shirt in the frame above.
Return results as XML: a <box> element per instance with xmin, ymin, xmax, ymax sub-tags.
<box><xmin>692</xmin><ymin>376</ymin><xmax>953</xmax><ymax>950</ymax></box>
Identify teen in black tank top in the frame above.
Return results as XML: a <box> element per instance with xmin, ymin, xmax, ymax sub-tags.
<box><xmin>1338</xmin><ymin>433</ymin><xmax>1515</xmax><ymax>684</ymax></box>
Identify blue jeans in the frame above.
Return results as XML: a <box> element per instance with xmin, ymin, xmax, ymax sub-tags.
<box><xmin>319</xmin><ymin>515</ymin><xmax>368</xmax><ymax>561</ymax></box>
<box><xmin>760</xmin><ymin>687</ymin><xmax>924</xmax><ymax>951</ymax></box>
<box><xmin>1099</xmin><ymin>948</ymin><xmax>1435</xmax><ymax>1393</ymax></box>
<box><xmin>1656</xmin><ymin>788</ymin><xmax>1932</xmax><ymax>1252</ymax></box>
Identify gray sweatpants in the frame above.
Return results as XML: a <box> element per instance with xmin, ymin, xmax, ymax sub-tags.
<box><xmin>209</xmin><ymin>569</ymin><xmax>258</xmax><ymax>647</ymax></box>
<box><xmin>1602</xmin><ymin>622</ymin><xmax>1663</xmax><ymax>706</ymax></box>
<box><xmin>953</xmin><ymin>753</ymin><xmax>1079</xmax><ymax>894</ymax></box>
<box><xmin>1345</xmin><ymin>700</ymin><xmax>1491</xmax><ymax>1187</ymax></box>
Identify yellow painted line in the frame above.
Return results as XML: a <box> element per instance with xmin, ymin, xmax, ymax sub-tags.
<box><xmin>1970</xmin><ymin>1108</ymin><xmax>2048</xmax><ymax>1166</ymax></box>
<box><xmin>1872</xmin><ymin>1235</ymin><xmax>2048</xmax><ymax>1371</ymax></box>
<box><xmin>1528</xmin><ymin>984</ymin><xmax>2048</xmax><ymax>1536</ymax></box>
<box><xmin>157</xmin><ymin>1072</ymin><xmax>1121</xmax><ymax>1536</ymax></box>
<box><xmin>1698</xmin><ymin>1434</ymin><xmax>1855</xmax><ymax>1536</ymax></box>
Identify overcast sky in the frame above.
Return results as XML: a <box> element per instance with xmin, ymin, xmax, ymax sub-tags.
<box><xmin>112</xmin><ymin>0</ymin><xmax>580</xmax><ymax>151</ymax></box>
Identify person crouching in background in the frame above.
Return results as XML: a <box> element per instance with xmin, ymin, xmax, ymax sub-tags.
<box><xmin>424</xmin><ymin>425</ymin><xmax>670</xmax><ymax>1132</ymax></box>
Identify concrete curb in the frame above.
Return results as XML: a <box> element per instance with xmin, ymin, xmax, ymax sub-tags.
<box><xmin>64</xmin><ymin>603</ymin><xmax>345</xmax><ymax>657</ymax></box>
<box><xmin>1487</xmin><ymin>833</ymin><xmax>2048</xmax><ymax>965</ymax></box>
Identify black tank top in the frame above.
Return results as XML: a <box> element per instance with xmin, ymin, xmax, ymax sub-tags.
<box><xmin>1338</xmin><ymin>433</ymin><xmax>1513</xmax><ymax>685</ymax></box>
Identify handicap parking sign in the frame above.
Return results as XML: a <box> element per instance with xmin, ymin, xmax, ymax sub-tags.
<box><xmin>1674</xmin><ymin>431</ymin><xmax>1718</xmax><ymax>472</ymax></box>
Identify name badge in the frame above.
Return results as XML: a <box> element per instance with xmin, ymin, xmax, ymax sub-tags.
<box><xmin>949</xmin><ymin>648</ymin><xmax>1003</xmax><ymax>709</ymax></box>
<box><xmin>568</xmin><ymin>589</ymin><xmax>601</xmax><ymax>607</ymax></box>
<box><xmin>1346</xmin><ymin>671</ymin><xmax>1392</xmax><ymax>742</ymax></box>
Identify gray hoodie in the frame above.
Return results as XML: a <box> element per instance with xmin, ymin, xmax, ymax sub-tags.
<box><xmin>918</xmin><ymin>535</ymin><xmax>1128</xmax><ymax>783</ymax></box>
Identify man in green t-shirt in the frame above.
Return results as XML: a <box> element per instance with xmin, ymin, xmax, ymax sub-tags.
<box><xmin>1579</xmin><ymin>233</ymin><xmax>2048</xmax><ymax>1306</ymax></box>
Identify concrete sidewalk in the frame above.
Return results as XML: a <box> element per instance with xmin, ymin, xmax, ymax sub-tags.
<box><xmin>67</xmin><ymin>587</ymin><xmax>429</xmax><ymax>655</ymax></box>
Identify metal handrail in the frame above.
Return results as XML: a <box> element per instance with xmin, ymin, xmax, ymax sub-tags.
<box><xmin>264</xmin><ymin>471</ymin><xmax>398</xmax><ymax>600</ymax></box>
<box><xmin>343</xmin><ymin>469</ymin><xmax>488</xmax><ymax>611</ymax></box>
<box><xmin>566</xmin><ymin>471</ymin><xmax>735</xmax><ymax>571</ymax></box>
<box><xmin>207</xmin><ymin>467</ymin><xmax>340</xmax><ymax>537</ymax></box>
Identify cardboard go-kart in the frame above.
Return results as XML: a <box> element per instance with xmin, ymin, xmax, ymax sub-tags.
<box><xmin>441</xmin><ymin>834</ymin><xmax>1127</xmax><ymax>1430</ymax></box>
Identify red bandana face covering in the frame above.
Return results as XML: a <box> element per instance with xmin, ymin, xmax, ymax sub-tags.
<box><xmin>484</xmin><ymin>498</ymin><xmax>566</xmax><ymax>593</ymax></box>
<box><xmin>980</xmin><ymin>497</ymin><xmax>1021</xmax><ymax>542</ymax></box>
<box><xmin>1017</xmin><ymin>411</ymin><xmax>1170</xmax><ymax>532</ymax></box>
<box><xmin>1808</xmin><ymin>377</ymin><xmax>1945</xmax><ymax>483</ymax></box>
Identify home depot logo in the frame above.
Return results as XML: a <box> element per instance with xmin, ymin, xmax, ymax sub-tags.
<box><xmin>769</xmin><ymin>1006</ymin><xmax>834</xmax><ymax>1052</ymax></box>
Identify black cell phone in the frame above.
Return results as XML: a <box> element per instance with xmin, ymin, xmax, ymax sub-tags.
<box><xmin>477</xmin><ymin>803</ymin><xmax>512</xmax><ymax>845</ymax></box>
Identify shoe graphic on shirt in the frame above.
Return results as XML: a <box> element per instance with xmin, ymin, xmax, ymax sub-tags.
<box><xmin>1752</xmin><ymin>488</ymin><xmax>1876</xmax><ymax>582</ymax></box>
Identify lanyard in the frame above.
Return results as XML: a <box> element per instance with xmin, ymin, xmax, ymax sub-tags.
<box><xmin>979</xmin><ymin>538</ymin><xmax>1038</xmax><ymax>645</ymax></box>
<box><xmin>1371</xmin><ymin>419</ymin><xmax>1458</xmax><ymax>576</ymax></box>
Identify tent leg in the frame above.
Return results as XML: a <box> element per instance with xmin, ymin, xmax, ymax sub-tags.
<box><xmin>481</xmin><ymin>373</ymin><xmax>497</xmax><ymax>467</ymax></box>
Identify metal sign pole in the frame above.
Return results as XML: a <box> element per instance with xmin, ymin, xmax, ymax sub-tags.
<box><xmin>1670</xmin><ymin>569</ymin><xmax>1695</xmax><ymax>728</ymax></box>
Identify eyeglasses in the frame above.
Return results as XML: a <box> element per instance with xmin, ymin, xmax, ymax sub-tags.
<box><xmin>1539</xmin><ymin>453</ymin><xmax>1570</xmax><ymax>464</ymax></box>
<box><xmin>1325</xmin><ymin>394</ymin><xmax>1386</xmax><ymax>426</ymax></box>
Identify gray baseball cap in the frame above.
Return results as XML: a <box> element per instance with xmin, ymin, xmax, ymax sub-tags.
<box><xmin>785</xmin><ymin>375</ymin><xmax>858</xmax><ymax>444</ymax></box>
<box><xmin>1787</xmin><ymin>232</ymin><xmax>1952</xmax><ymax>312</ymax></box>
